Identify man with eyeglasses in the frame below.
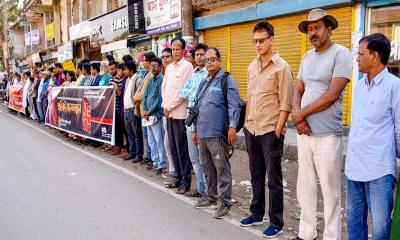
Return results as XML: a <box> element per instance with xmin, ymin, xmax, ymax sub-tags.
<box><xmin>179</xmin><ymin>43</ymin><xmax>209</xmax><ymax>198</ymax></box>
<box><xmin>193</xmin><ymin>48</ymin><xmax>241</xmax><ymax>219</ymax></box>
<box><xmin>161</xmin><ymin>48</ymin><xmax>173</xmax><ymax>75</ymax></box>
<box><xmin>292</xmin><ymin>9</ymin><xmax>352</xmax><ymax>240</ymax></box>
<box><xmin>162</xmin><ymin>38</ymin><xmax>194</xmax><ymax>194</ymax></box>
<box><xmin>239</xmin><ymin>20</ymin><xmax>294</xmax><ymax>238</ymax></box>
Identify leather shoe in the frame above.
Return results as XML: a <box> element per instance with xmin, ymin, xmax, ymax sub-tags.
<box><xmin>123</xmin><ymin>154</ymin><xmax>135</xmax><ymax>161</ymax></box>
<box><xmin>132</xmin><ymin>156</ymin><xmax>143</xmax><ymax>163</ymax></box>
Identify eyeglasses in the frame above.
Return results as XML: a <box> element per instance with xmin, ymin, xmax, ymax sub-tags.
<box><xmin>252</xmin><ymin>36</ymin><xmax>271</xmax><ymax>45</ymax></box>
<box><xmin>205</xmin><ymin>57</ymin><xmax>219</xmax><ymax>63</ymax></box>
<box><xmin>161</xmin><ymin>55</ymin><xmax>171</xmax><ymax>59</ymax></box>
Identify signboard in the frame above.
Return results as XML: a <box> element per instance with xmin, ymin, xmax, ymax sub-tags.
<box><xmin>31</xmin><ymin>53</ymin><xmax>41</xmax><ymax>63</ymax></box>
<box><xmin>8</xmin><ymin>85</ymin><xmax>26</xmax><ymax>114</ymax></box>
<box><xmin>63</xmin><ymin>60</ymin><xmax>76</xmax><ymax>72</ymax></box>
<box><xmin>31</xmin><ymin>30</ymin><xmax>40</xmax><ymax>45</ymax></box>
<box><xmin>45</xmin><ymin>87</ymin><xmax>116</xmax><ymax>145</ymax></box>
<box><xmin>69</xmin><ymin>21</ymin><xmax>91</xmax><ymax>41</ymax></box>
<box><xmin>46</xmin><ymin>22</ymin><xmax>55</xmax><ymax>41</ymax></box>
<box><xmin>144</xmin><ymin>0</ymin><xmax>181</xmax><ymax>34</ymax></box>
<box><xmin>25</xmin><ymin>32</ymin><xmax>32</xmax><ymax>46</ymax></box>
<box><xmin>57</xmin><ymin>42</ymin><xmax>73</xmax><ymax>62</ymax></box>
<box><xmin>101</xmin><ymin>39</ymin><xmax>127</xmax><ymax>53</ymax></box>
<box><xmin>128</xmin><ymin>0</ymin><xmax>145</xmax><ymax>34</ymax></box>
<box><xmin>90</xmin><ymin>6</ymin><xmax>129</xmax><ymax>45</ymax></box>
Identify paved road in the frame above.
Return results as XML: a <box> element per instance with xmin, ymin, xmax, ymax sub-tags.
<box><xmin>0</xmin><ymin>111</ymin><xmax>260</xmax><ymax>240</ymax></box>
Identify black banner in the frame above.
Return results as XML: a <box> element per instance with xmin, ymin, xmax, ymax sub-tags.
<box><xmin>128</xmin><ymin>0</ymin><xmax>145</xmax><ymax>34</ymax></box>
<box><xmin>45</xmin><ymin>87</ymin><xmax>116</xmax><ymax>144</ymax></box>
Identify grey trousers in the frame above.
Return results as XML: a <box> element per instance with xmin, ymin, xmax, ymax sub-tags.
<box><xmin>199</xmin><ymin>136</ymin><xmax>232</xmax><ymax>206</ymax></box>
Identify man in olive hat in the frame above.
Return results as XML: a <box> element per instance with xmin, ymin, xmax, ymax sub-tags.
<box><xmin>292</xmin><ymin>8</ymin><xmax>352</xmax><ymax>240</ymax></box>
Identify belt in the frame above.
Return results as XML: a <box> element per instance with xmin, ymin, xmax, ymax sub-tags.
<box><xmin>124</xmin><ymin>107</ymin><xmax>135</xmax><ymax>112</ymax></box>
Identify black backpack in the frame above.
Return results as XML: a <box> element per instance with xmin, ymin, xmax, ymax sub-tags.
<box><xmin>220</xmin><ymin>72</ymin><xmax>247</xmax><ymax>133</ymax></box>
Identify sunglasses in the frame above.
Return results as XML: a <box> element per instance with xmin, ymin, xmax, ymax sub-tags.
<box><xmin>205</xmin><ymin>57</ymin><xmax>219</xmax><ymax>63</ymax></box>
<box><xmin>252</xmin><ymin>36</ymin><xmax>271</xmax><ymax>45</ymax></box>
<box><xmin>161</xmin><ymin>55</ymin><xmax>171</xmax><ymax>59</ymax></box>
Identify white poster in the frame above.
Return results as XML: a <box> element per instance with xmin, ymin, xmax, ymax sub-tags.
<box><xmin>25</xmin><ymin>32</ymin><xmax>32</xmax><ymax>46</ymax></box>
<box><xmin>31</xmin><ymin>30</ymin><xmax>40</xmax><ymax>45</ymax></box>
<box><xmin>144</xmin><ymin>0</ymin><xmax>181</xmax><ymax>34</ymax></box>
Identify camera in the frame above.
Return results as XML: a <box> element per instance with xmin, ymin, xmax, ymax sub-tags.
<box><xmin>185</xmin><ymin>105</ymin><xmax>199</xmax><ymax>127</ymax></box>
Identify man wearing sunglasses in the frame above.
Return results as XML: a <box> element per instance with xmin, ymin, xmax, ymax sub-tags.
<box><xmin>193</xmin><ymin>48</ymin><xmax>242</xmax><ymax>219</ymax></box>
<box><xmin>239</xmin><ymin>20</ymin><xmax>294</xmax><ymax>238</ymax></box>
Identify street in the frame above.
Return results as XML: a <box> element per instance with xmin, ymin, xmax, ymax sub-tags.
<box><xmin>0</xmin><ymin>110</ymin><xmax>260</xmax><ymax>240</ymax></box>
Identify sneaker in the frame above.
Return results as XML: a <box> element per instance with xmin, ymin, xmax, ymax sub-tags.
<box><xmin>194</xmin><ymin>198</ymin><xmax>218</xmax><ymax>209</ymax></box>
<box><xmin>290</xmin><ymin>237</ymin><xmax>316</xmax><ymax>240</ymax></box>
<box><xmin>123</xmin><ymin>154</ymin><xmax>135</xmax><ymax>161</ymax></box>
<box><xmin>146</xmin><ymin>165</ymin><xmax>156</xmax><ymax>171</ymax></box>
<box><xmin>240</xmin><ymin>215</ymin><xmax>264</xmax><ymax>227</ymax></box>
<box><xmin>262</xmin><ymin>225</ymin><xmax>283</xmax><ymax>238</ymax></box>
<box><xmin>132</xmin><ymin>156</ymin><xmax>143</xmax><ymax>164</ymax></box>
<box><xmin>214</xmin><ymin>203</ymin><xmax>231</xmax><ymax>219</ymax></box>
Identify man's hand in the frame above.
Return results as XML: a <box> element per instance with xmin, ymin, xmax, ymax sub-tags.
<box><xmin>292</xmin><ymin>111</ymin><xmax>305</xmax><ymax>125</ymax></box>
<box><xmin>142</xmin><ymin>111</ymin><xmax>150</xmax><ymax>120</ymax></box>
<box><xmin>192</xmin><ymin>131</ymin><xmax>199</xmax><ymax>144</ymax></box>
<box><xmin>112</xmin><ymin>83</ymin><xmax>121</xmax><ymax>96</ymax></box>
<box><xmin>164</xmin><ymin>109</ymin><xmax>171</xmax><ymax>118</ymax></box>
<box><xmin>295</xmin><ymin>120</ymin><xmax>311</xmax><ymax>135</ymax></box>
<box><xmin>228</xmin><ymin>127</ymin><xmax>237</xmax><ymax>145</ymax></box>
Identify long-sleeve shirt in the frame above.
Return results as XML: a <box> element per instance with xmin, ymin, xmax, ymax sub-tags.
<box><xmin>143</xmin><ymin>73</ymin><xmax>164</xmax><ymax>120</ymax></box>
<box><xmin>99</xmin><ymin>73</ymin><xmax>111</xmax><ymax>86</ymax></box>
<box><xmin>40</xmin><ymin>78</ymin><xmax>50</xmax><ymax>99</ymax></box>
<box><xmin>134</xmin><ymin>71</ymin><xmax>153</xmax><ymax>116</ymax></box>
<box><xmin>195</xmin><ymin>69</ymin><xmax>242</xmax><ymax>139</ymax></box>
<box><xmin>179</xmin><ymin>66</ymin><xmax>208</xmax><ymax>108</ymax></box>
<box><xmin>162</xmin><ymin>58</ymin><xmax>194</xmax><ymax>120</ymax></box>
<box><xmin>346</xmin><ymin>68</ymin><xmax>400</xmax><ymax>182</ymax></box>
<box><xmin>124</xmin><ymin>74</ymin><xmax>142</xmax><ymax>110</ymax></box>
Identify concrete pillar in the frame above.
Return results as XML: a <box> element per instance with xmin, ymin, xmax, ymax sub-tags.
<box><xmin>54</xmin><ymin>0</ymin><xmax>62</xmax><ymax>45</ymax></box>
<box><xmin>181</xmin><ymin>0</ymin><xmax>193</xmax><ymax>44</ymax></box>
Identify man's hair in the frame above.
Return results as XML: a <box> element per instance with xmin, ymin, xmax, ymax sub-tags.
<box><xmin>122</xmin><ymin>55</ymin><xmax>133</xmax><ymax>63</ymax></box>
<box><xmin>171</xmin><ymin>37</ymin><xmax>186</xmax><ymax>49</ymax></box>
<box><xmin>189</xmin><ymin>49</ymin><xmax>195</xmax><ymax>58</ymax></box>
<box><xmin>48</xmin><ymin>67</ymin><xmax>54</xmax><ymax>73</ymax></box>
<box><xmin>207</xmin><ymin>48</ymin><xmax>221</xmax><ymax>58</ymax></box>
<box><xmin>90</xmin><ymin>62</ymin><xmax>100</xmax><ymax>73</ymax></box>
<box><xmin>55</xmin><ymin>62</ymin><xmax>63</xmax><ymax>69</ymax></box>
<box><xmin>151</xmin><ymin>57</ymin><xmax>162</xmax><ymax>67</ymax></box>
<box><xmin>144</xmin><ymin>51</ymin><xmax>156</xmax><ymax>62</ymax></box>
<box><xmin>359</xmin><ymin>33</ymin><xmax>391</xmax><ymax>65</ymax></box>
<box><xmin>195</xmin><ymin>43</ymin><xmax>208</xmax><ymax>53</ymax></box>
<box><xmin>125</xmin><ymin>61</ymin><xmax>137</xmax><ymax>73</ymax></box>
<box><xmin>82</xmin><ymin>63</ymin><xmax>90</xmax><ymax>74</ymax></box>
<box><xmin>118</xmin><ymin>63</ymin><xmax>126</xmax><ymax>69</ymax></box>
<box><xmin>108</xmin><ymin>60</ymin><xmax>118</xmax><ymax>67</ymax></box>
<box><xmin>253</xmin><ymin>20</ymin><xmax>274</xmax><ymax>37</ymax></box>
<box><xmin>80</xmin><ymin>59</ymin><xmax>90</xmax><ymax>65</ymax></box>
<box><xmin>24</xmin><ymin>71</ymin><xmax>31</xmax><ymax>77</ymax></box>
<box><xmin>77</xmin><ymin>63</ymin><xmax>83</xmax><ymax>71</ymax></box>
<box><xmin>162</xmin><ymin>48</ymin><xmax>172</xmax><ymax>55</ymax></box>
<box><xmin>106</xmin><ymin>55</ymin><xmax>115</xmax><ymax>62</ymax></box>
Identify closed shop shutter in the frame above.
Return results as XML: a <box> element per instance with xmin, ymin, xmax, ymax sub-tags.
<box><xmin>204</xmin><ymin>27</ymin><xmax>230</xmax><ymax>71</ymax></box>
<box><xmin>307</xmin><ymin>7</ymin><xmax>354</xmax><ymax>125</ymax></box>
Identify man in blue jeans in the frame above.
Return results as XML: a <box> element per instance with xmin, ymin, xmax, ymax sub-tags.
<box><xmin>179</xmin><ymin>43</ymin><xmax>209</xmax><ymax>198</ymax></box>
<box><xmin>346</xmin><ymin>33</ymin><xmax>400</xmax><ymax>240</ymax></box>
<box><xmin>143</xmin><ymin>57</ymin><xmax>167</xmax><ymax>175</ymax></box>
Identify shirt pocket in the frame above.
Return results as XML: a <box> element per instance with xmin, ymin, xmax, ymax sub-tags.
<box><xmin>207</xmin><ymin>87</ymin><xmax>225</xmax><ymax>106</ymax></box>
<box><xmin>259</xmin><ymin>75</ymin><xmax>277</xmax><ymax>94</ymax></box>
<box><xmin>365</xmin><ymin>100</ymin><xmax>388</xmax><ymax>123</ymax></box>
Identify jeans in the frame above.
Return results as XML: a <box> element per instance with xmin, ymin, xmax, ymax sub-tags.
<box><xmin>143</xmin><ymin>126</ymin><xmax>152</xmax><ymax>159</ymax></box>
<box><xmin>147</xmin><ymin>119</ymin><xmax>166</xmax><ymax>169</ymax></box>
<box><xmin>244</xmin><ymin>129</ymin><xmax>284</xmax><ymax>228</ymax></box>
<box><xmin>186</xmin><ymin>128</ymin><xmax>207</xmax><ymax>195</ymax></box>
<box><xmin>124</xmin><ymin>111</ymin><xmax>143</xmax><ymax>157</ymax></box>
<box><xmin>346</xmin><ymin>175</ymin><xmax>395</xmax><ymax>240</ymax></box>
<box><xmin>36</xmin><ymin>99</ymin><xmax>44</xmax><ymax>122</ymax></box>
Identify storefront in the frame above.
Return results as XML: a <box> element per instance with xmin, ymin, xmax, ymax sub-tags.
<box><xmin>69</xmin><ymin>20</ymin><xmax>91</xmax><ymax>62</ymax></box>
<box><xmin>194</xmin><ymin>0</ymin><xmax>355</xmax><ymax>125</ymax></box>
<box><xmin>89</xmin><ymin>6</ymin><xmax>130</xmax><ymax>61</ymax></box>
<box><xmin>366</xmin><ymin>1</ymin><xmax>400</xmax><ymax>77</ymax></box>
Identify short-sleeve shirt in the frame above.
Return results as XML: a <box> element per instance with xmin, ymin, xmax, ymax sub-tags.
<box><xmin>297</xmin><ymin>43</ymin><xmax>352</xmax><ymax>136</ymax></box>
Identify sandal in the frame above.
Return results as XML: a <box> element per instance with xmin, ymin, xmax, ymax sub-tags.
<box><xmin>185</xmin><ymin>191</ymin><xmax>202</xmax><ymax>198</ymax></box>
<box><xmin>164</xmin><ymin>181</ymin><xmax>179</xmax><ymax>189</ymax></box>
<box><xmin>176</xmin><ymin>188</ymin><xmax>186</xmax><ymax>194</ymax></box>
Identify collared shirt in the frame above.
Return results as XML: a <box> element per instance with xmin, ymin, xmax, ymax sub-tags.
<box><xmin>99</xmin><ymin>73</ymin><xmax>111</xmax><ymax>86</ymax></box>
<box><xmin>245</xmin><ymin>53</ymin><xmax>294</xmax><ymax>136</ymax></box>
<box><xmin>179</xmin><ymin>66</ymin><xmax>208</xmax><ymax>108</ymax></box>
<box><xmin>346</xmin><ymin>68</ymin><xmax>400</xmax><ymax>182</ymax></box>
<box><xmin>84</xmin><ymin>74</ymin><xmax>102</xmax><ymax>86</ymax></box>
<box><xmin>195</xmin><ymin>69</ymin><xmax>242</xmax><ymax>139</ymax></box>
<box><xmin>143</xmin><ymin>73</ymin><xmax>164</xmax><ymax>120</ymax></box>
<box><xmin>124</xmin><ymin>74</ymin><xmax>142</xmax><ymax>110</ymax></box>
<box><xmin>162</xmin><ymin>58</ymin><xmax>194</xmax><ymax>119</ymax></box>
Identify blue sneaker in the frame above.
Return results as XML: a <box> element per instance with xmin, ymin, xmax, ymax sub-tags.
<box><xmin>239</xmin><ymin>215</ymin><xmax>263</xmax><ymax>227</ymax></box>
<box><xmin>262</xmin><ymin>225</ymin><xmax>283</xmax><ymax>238</ymax></box>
